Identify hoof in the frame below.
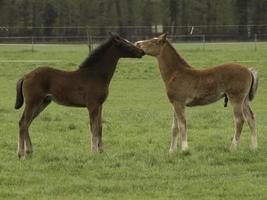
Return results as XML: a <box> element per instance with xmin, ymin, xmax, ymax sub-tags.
<box><xmin>91</xmin><ymin>147</ymin><xmax>100</xmax><ymax>154</ymax></box>
<box><xmin>25</xmin><ymin>150</ymin><xmax>33</xmax><ymax>155</ymax></box>
<box><xmin>17</xmin><ymin>151</ymin><xmax>25</xmax><ymax>159</ymax></box>
<box><xmin>169</xmin><ymin>147</ymin><xmax>177</xmax><ymax>153</ymax></box>
<box><xmin>181</xmin><ymin>149</ymin><xmax>191</xmax><ymax>156</ymax></box>
<box><xmin>92</xmin><ymin>143</ymin><xmax>104</xmax><ymax>154</ymax></box>
<box><xmin>181</xmin><ymin>146</ymin><xmax>189</xmax><ymax>152</ymax></box>
<box><xmin>229</xmin><ymin>138</ymin><xmax>238</xmax><ymax>152</ymax></box>
<box><xmin>250</xmin><ymin>144</ymin><xmax>257</xmax><ymax>151</ymax></box>
<box><xmin>229</xmin><ymin>144</ymin><xmax>237</xmax><ymax>152</ymax></box>
<box><xmin>181</xmin><ymin>147</ymin><xmax>189</xmax><ymax>152</ymax></box>
<box><xmin>98</xmin><ymin>144</ymin><xmax>104</xmax><ymax>153</ymax></box>
<box><xmin>250</xmin><ymin>137</ymin><xmax>257</xmax><ymax>151</ymax></box>
<box><xmin>181</xmin><ymin>141</ymin><xmax>189</xmax><ymax>152</ymax></box>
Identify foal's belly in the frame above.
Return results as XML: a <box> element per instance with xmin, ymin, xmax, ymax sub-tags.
<box><xmin>47</xmin><ymin>89</ymin><xmax>108</xmax><ymax>108</ymax></box>
<box><xmin>186</xmin><ymin>93</ymin><xmax>225</xmax><ymax>107</ymax></box>
<box><xmin>46</xmin><ymin>94</ymin><xmax>86</xmax><ymax>107</ymax></box>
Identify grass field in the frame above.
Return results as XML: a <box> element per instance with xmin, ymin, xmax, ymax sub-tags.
<box><xmin>0</xmin><ymin>42</ymin><xmax>267</xmax><ymax>200</ymax></box>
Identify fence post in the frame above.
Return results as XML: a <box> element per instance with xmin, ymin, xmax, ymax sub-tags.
<box><xmin>254</xmin><ymin>34</ymin><xmax>257</xmax><ymax>52</ymax></box>
<box><xmin>202</xmin><ymin>34</ymin><xmax>205</xmax><ymax>51</ymax></box>
<box><xmin>31</xmin><ymin>35</ymin><xmax>34</xmax><ymax>52</ymax></box>
<box><xmin>90</xmin><ymin>36</ymin><xmax>93</xmax><ymax>52</ymax></box>
<box><xmin>86</xmin><ymin>25</ymin><xmax>92</xmax><ymax>53</ymax></box>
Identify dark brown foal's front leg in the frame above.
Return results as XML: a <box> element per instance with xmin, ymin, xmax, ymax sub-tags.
<box><xmin>97</xmin><ymin>106</ymin><xmax>103</xmax><ymax>152</ymax></box>
<box><xmin>89</xmin><ymin>106</ymin><xmax>103</xmax><ymax>153</ymax></box>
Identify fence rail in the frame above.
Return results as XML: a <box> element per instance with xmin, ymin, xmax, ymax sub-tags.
<box><xmin>1</xmin><ymin>25</ymin><xmax>267</xmax><ymax>40</ymax></box>
<box><xmin>0</xmin><ymin>33</ymin><xmax>267</xmax><ymax>53</ymax></box>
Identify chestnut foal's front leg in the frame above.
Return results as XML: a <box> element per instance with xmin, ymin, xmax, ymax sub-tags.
<box><xmin>88</xmin><ymin>106</ymin><xmax>103</xmax><ymax>153</ymax></box>
<box><xmin>169</xmin><ymin>112</ymin><xmax>178</xmax><ymax>153</ymax></box>
<box><xmin>173</xmin><ymin>102</ymin><xmax>188</xmax><ymax>152</ymax></box>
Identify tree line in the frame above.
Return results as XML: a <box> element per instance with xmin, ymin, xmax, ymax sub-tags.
<box><xmin>0</xmin><ymin>0</ymin><xmax>266</xmax><ymax>40</ymax></box>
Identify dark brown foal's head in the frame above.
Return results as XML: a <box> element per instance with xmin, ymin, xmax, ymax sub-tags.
<box><xmin>110</xmin><ymin>33</ymin><xmax>145</xmax><ymax>58</ymax></box>
<box><xmin>80</xmin><ymin>34</ymin><xmax>144</xmax><ymax>68</ymax></box>
<box><xmin>135</xmin><ymin>33</ymin><xmax>167</xmax><ymax>57</ymax></box>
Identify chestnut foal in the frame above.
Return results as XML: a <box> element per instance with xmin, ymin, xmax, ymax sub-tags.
<box><xmin>135</xmin><ymin>34</ymin><xmax>258</xmax><ymax>153</ymax></box>
<box><xmin>15</xmin><ymin>34</ymin><xmax>144</xmax><ymax>158</ymax></box>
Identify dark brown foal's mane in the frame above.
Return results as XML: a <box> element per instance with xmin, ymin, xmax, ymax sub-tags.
<box><xmin>79</xmin><ymin>37</ymin><xmax>114</xmax><ymax>68</ymax></box>
<box><xmin>15</xmin><ymin>34</ymin><xmax>144</xmax><ymax>158</ymax></box>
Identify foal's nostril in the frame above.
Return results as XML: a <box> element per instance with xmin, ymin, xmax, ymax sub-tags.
<box><xmin>134</xmin><ymin>42</ymin><xmax>141</xmax><ymax>47</ymax></box>
<box><xmin>140</xmin><ymin>49</ymin><xmax>145</xmax><ymax>56</ymax></box>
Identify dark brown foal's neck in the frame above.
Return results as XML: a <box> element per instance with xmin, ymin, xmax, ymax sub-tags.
<box><xmin>157</xmin><ymin>41</ymin><xmax>191</xmax><ymax>83</ymax></box>
<box><xmin>79</xmin><ymin>44</ymin><xmax>120</xmax><ymax>85</ymax></box>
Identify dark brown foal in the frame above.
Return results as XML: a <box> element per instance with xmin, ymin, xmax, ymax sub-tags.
<box><xmin>15</xmin><ymin>34</ymin><xmax>144</xmax><ymax>158</ymax></box>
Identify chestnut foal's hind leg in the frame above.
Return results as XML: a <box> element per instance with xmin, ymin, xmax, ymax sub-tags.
<box><xmin>88</xmin><ymin>106</ymin><xmax>103</xmax><ymax>153</ymax></box>
<box><xmin>18</xmin><ymin>98</ymin><xmax>51</xmax><ymax>158</ymax></box>
<box><xmin>169</xmin><ymin>112</ymin><xmax>179</xmax><ymax>153</ymax></box>
<box><xmin>243</xmin><ymin>102</ymin><xmax>257</xmax><ymax>150</ymax></box>
<box><xmin>230</xmin><ymin>101</ymin><xmax>245</xmax><ymax>151</ymax></box>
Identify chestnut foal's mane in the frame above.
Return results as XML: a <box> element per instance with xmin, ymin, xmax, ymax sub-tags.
<box><xmin>164</xmin><ymin>40</ymin><xmax>191</xmax><ymax>68</ymax></box>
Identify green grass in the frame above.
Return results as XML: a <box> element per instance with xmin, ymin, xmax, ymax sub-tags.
<box><xmin>0</xmin><ymin>42</ymin><xmax>267</xmax><ymax>200</ymax></box>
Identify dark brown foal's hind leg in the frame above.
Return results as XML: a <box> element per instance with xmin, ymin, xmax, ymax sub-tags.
<box><xmin>88</xmin><ymin>106</ymin><xmax>102</xmax><ymax>153</ymax></box>
<box><xmin>243</xmin><ymin>101</ymin><xmax>257</xmax><ymax>150</ymax></box>
<box><xmin>18</xmin><ymin>104</ymin><xmax>36</xmax><ymax>159</ymax></box>
<box><xmin>18</xmin><ymin>98</ymin><xmax>51</xmax><ymax>158</ymax></box>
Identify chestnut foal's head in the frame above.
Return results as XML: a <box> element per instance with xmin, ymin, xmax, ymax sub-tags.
<box><xmin>135</xmin><ymin>33</ymin><xmax>167</xmax><ymax>57</ymax></box>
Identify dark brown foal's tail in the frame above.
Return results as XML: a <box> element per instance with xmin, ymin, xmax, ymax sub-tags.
<box><xmin>248</xmin><ymin>69</ymin><xmax>259</xmax><ymax>101</ymax></box>
<box><xmin>15</xmin><ymin>78</ymin><xmax>24</xmax><ymax>109</ymax></box>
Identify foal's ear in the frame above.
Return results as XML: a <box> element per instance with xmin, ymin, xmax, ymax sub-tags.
<box><xmin>109</xmin><ymin>32</ymin><xmax>120</xmax><ymax>38</ymax></box>
<box><xmin>159</xmin><ymin>33</ymin><xmax>167</xmax><ymax>41</ymax></box>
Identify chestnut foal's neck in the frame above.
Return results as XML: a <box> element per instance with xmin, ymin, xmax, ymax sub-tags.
<box><xmin>157</xmin><ymin>41</ymin><xmax>191</xmax><ymax>83</ymax></box>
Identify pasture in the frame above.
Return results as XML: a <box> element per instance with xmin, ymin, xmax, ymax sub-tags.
<box><xmin>0</xmin><ymin>42</ymin><xmax>267</xmax><ymax>199</ymax></box>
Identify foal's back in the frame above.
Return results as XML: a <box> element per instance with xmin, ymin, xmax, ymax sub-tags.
<box><xmin>167</xmin><ymin>62</ymin><xmax>253</xmax><ymax>106</ymax></box>
<box><xmin>193</xmin><ymin>63</ymin><xmax>253</xmax><ymax>94</ymax></box>
<box><xmin>22</xmin><ymin>66</ymin><xmax>107</xmax><ymax>107</ymax></box>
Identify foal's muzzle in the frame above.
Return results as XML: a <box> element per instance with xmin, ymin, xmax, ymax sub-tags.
<box><xmin>134</xmin><ymin>41</ymin><xmax>142</xmax><ymax>48</ymax></box>
<box><xmin>134</xmin><ymin>41</ymin><xmax>146</xmax><ymax>57</ymax></box>
<box><xmin>139</xmin><ymin>49</ymin><xmax>145</xmax><ymax>56</ymax></box>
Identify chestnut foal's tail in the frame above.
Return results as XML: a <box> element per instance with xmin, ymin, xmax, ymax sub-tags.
<box><xmin>15</xmin><ymin>78</ymin><xmax>24</xmax><ymax>109</ymax></box>
<box><xmin>249</xmin><ymin>69</ymin><xmax>259</xmax><ymax>101</ymax></box>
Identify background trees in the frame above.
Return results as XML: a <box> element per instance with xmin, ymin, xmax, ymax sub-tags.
<box><xmin>0</xmin><ymin>0</ymin><xmax>266</xmax><ymax>40</ymax></box>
